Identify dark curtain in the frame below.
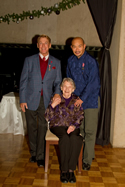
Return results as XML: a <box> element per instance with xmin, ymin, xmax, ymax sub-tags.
<box><xmin>86</xmin><ymin>0</ymin><xmax>118</xmax><ymax>145</ymax></box>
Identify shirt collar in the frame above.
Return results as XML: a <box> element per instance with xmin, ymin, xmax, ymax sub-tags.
<box><xmin>39</xmin><ymin>53</ymin><xmax>49</xmax><ymax>60</ymax></box>
<box><xmin>75</xmin><ymin>51</ymin><xmax>86</xmax><ymax>60</ymax></box>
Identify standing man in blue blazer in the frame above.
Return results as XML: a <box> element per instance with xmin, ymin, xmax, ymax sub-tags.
<box><xmin>19</xmin><ymin>35</ymin><xmax>62</xmax><ymax>167</ymax></box>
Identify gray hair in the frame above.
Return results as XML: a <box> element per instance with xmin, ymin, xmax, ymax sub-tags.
<box><xmin>37</xmin><ymin>34</ymin><xmax>51</xmax><ymax>43</ymax></box>
<box><xmin>60</xmin><ymin>78</ymin><xmax>76</xmax><ymax>90</ymax></box>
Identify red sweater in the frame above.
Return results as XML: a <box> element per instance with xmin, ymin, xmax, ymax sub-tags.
<box><xmin>39</xmin><ymin>55</ymin><xmax>48</xmax><ymax>95</ymax></box>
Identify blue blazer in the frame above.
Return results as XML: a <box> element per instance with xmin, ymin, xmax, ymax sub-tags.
<box><xmin>67</xmin><ymin>51</ymin><xmax>100</xmax><ymax>110</ymax></box>
<box><xmin>19</xmin><ymin>54</ymin><xmax>62</xmax><ymax>110</ymax></box>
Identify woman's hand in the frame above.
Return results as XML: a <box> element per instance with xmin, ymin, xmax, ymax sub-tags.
<box><xmin>67</xmin><ymin>125</ymin><xmax>75</xmax><ymax>134</ymax></box>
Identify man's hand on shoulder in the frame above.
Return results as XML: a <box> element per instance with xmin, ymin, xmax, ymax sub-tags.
<box><xmin>74</xmin><ymin>98</ymin><xmax>83</xmax><ymax>107</ymax></box>
<box><xmin>51</xmin><ymin>94</ymin><xmax>61</xmax><ymax>108</ymax></box>
<box><xmin>53</xmin><ymin>94</ymin><xmax>61</xmax><ymax>101</ymax></box>
<box><xmin>20</xmin><ymin>103</ymin><xmax>28</xmax><ymax>112</ymax></box>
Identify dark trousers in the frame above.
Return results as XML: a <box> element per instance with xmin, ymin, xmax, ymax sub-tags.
<box><xmin>25</xmin><ymin>96</ymin><xmax>47</xmax><ymax>160</ymax></box>
<box><xmin>80</xmin><ymin>108</ymin><xmax>98</xmax><ymax>165</ymax></box>
<box><xmin>50</xmin><ymin>126</ymin><xmax>83</xmax><ymax>171</ymax></box>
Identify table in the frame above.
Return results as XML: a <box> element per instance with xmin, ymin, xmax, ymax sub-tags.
<box><xmin>0</xmin><ymin>92</ymin><xmax>27</xmax><ymax>136</ymax></box>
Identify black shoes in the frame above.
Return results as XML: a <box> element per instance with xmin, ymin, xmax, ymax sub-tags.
<box><xmin>82</xmin><ymin>162</ymin><xmax>91</xmax><ymax>170</ymax></box>
<box><xmin>68</xmin><ymin>172</ymin><xmax>76</xmax><ymax>183</ymax></box>
<box><xmin>60</xmin><ymin>172</ymin><xmax>68</xmax><ymax>183</ymax></box>
<box><xmin>60</xmin><ymin>172</ymin><xmax>76</xmax><ymax>183</ymax></box>
<box><xmin>37</xmin><ymin>160</ymin><xmax>44</xmax><ymax>167</ymax></box>
<box><xmin>29</xmin><ymin>156</ymin><xmax>36</xmax><ymax>163</ymax></box>
<box><xmin>29</xmin><ymin>157</ymin><xmax>44</xmax><ymax>167</ymax></box>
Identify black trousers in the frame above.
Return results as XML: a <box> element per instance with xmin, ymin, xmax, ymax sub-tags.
<box><xmin>50</xmin><ymin>126</ymin><xmax>83</xmax><ymax>171</ymax></box>
<box><xmin>25</xmin><ymin>96</ymin><xmax>47</xmax><ymax>160</ymax></box>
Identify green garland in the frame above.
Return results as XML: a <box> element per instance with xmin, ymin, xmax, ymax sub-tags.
<box><xmin>0</xmin><ymin>0</ymin><xmax>85</xmax><ymax>24</ymax></box>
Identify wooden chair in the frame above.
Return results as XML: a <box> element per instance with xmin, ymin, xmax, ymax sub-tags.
<box><xmin>45</xmin><ymin>129</ymin><xmax>83</xmax><ymax>173</ymax></box>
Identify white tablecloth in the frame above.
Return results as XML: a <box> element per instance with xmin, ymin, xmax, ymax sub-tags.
<box><xmin>0</xmin><ymin>92</ymin><xmax>27</xmax><ymax>136</ymax></box>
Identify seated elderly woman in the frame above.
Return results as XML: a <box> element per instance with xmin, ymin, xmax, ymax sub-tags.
<box><xmin>45</xmin><ymin>78</ymin><xmax>84</xmax><ymax>183</ymax></box>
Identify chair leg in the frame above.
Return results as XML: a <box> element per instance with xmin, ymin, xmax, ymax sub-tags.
<box><xmin>45</xmin><ymin>141</ymin><xmax>50</xmax><ymax>172</ymax></box>
<box><xmin>78</xmin><ymin>144</ymin><xmax>83</xmax><ymax>173</ymax></box>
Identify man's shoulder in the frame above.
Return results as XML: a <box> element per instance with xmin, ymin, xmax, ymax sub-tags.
<box><xmin>83</xmin><ymin>51</ymin><xmax>98</xmax><ymax>69</ymax></box>
<box><xmin>25</xmin><ymin>53</ymin><xmax>39</xmax><ymax>61</ymax></box>
<box><xmin>85</xmin><ymin>51</ymin><xmax>97</xmax><ymax>62</ymax></box>
<box><xmin>49</xmin><ymin>55</ymin><xmax>60</xmax><ymax>62</ymax></box>
<box><xmin>68</xmin><ymin>55</ymin><xmax>75</xmax><ymax>63</ymax></box>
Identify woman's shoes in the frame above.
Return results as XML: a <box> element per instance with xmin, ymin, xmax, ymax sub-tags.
<box><xmin>60</xmin><ymin>172</ymin><xmax>68</xmax><ymax>183</ymax></box>
<box><xmin>60</xmin><ymin>171</ymin><xmax>76</xmax><ymax>183</ymax></box>
<box><xmin>68</xmin><ymin>172</ymin><xmax>76</xmax><ymax>183</ymax></box>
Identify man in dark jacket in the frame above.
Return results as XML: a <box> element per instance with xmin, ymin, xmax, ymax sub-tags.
<box><xmin>67</xmin><ymin>37</ymin><xmax>100</xmax><ymax>170</ymax></box>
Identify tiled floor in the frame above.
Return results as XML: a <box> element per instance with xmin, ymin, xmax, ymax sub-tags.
<box><xmin>0</xmin><ymin>134</ymin><xmax>125</xmax><ymax>187</ymax></box>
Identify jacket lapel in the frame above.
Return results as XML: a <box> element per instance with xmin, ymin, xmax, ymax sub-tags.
<box><xmin>43</xmin><ymin>55</ymin><xmax>52</xmax><ymax>80</ymax></box>
<box><xmin>36</xmin><ymin>54</ymin><xmax>41</xmax><ymax>78</ymax></box>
